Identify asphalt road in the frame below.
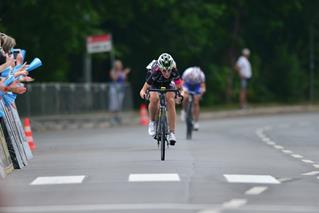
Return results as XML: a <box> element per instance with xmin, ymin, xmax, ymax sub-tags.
<box><xmin>1</xmin><ymin>112</ymin><xmax>319</xmax><ymax>213</ymax></box>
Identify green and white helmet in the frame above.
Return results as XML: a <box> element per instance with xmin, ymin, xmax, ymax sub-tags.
<box><xmin>158</xmin><ymin>53</ymin><xmax>175</xmax><ymax>71</ymax></box>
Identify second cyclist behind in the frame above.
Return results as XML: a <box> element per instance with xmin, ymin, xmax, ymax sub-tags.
<box><xmin>180</xmin><ymin>66</ymin><xmax>206</xmax><ymax>131</ymax></box>
<box><xmin>139</xmin><ymin>53</ymin><xmax>183</xmax><ymax>146</ymax></box>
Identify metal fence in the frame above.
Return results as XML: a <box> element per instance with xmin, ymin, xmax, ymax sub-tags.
<box><xmin>15</xmin><ymin>83</ymin><xmax>133</xmax><ymax>117</ymax></box>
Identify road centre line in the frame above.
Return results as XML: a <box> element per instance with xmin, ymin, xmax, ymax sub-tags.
<box><xmin>245</xmin><ymin>186</ymin><xmax>268</xmax><ymax>195</ymax></box>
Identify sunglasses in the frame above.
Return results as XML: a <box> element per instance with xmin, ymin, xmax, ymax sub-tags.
<box><xmin>161</xmin><ymin>68</ymin><xmax>172</xmax><ymax>74</ymax></box>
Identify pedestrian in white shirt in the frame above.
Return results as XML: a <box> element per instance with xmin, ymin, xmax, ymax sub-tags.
<box><xmin>235</xmin><ymin>48</ymin><xmax>252</xmax><ymax>109</ymax></box>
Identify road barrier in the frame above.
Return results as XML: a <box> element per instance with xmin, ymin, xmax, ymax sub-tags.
<box><xmin>15</xmin><ymin>83</ymin><xmax>133</xmax><ymax>117</ymax></box>
<box><xmin>0</xmin><ymin>98</ymin><xmax>33</xmax><ymax>174</ymax></box>
<box><xmin>0</xmin><ymin>124</ymin><xmax>14</xmax><ymax>178</ymax></box>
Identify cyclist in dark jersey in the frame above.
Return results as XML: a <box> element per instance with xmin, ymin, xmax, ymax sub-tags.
<box><xmin>140</xmin><ymin>53</ymin><xmax>182</xmax><ymax>145</ymax></box>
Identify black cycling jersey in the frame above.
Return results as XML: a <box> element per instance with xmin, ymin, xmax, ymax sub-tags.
<box><xmin>146</xmin><ymin>61</ymin><xmax>180</xmax><ymax>88</ymax></box>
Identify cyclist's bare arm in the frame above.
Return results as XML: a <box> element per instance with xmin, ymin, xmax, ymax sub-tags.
<box><xmin>201</xmin><ymin>83</ymin><xmax>206</xmax><ymax>94</ymax></box>
<box><xmin>139</xmin><ymin>82</ymin><xmax>150</xmax><ymax>99</ymax></box>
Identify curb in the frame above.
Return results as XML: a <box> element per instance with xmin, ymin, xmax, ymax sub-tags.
<box><xmin>199</xmin><ymin>105</ymin><xmax>319</xmax><ymax>120</ymax></box>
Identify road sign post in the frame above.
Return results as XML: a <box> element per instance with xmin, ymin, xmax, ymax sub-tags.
<box><xmin>84</xmin><ymin>34</ymin><xmax>113</xmax><ymax>83</ymax></box>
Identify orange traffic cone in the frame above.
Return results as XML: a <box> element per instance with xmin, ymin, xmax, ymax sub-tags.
<box><xmin>24</xmin><ymin>118</ymin><xmax>36</xmax><ymax>151</ymax></box>
<box><xmin>139</xmin><ymin>104</ymin><xmax>149</xmax><ymax>126</ymax></box>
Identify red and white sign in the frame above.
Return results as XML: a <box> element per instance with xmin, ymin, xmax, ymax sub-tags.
<box><xmin>86</xmin><ymin>34</ymin><xmax>112</xmax><ymax>53</ymax></box>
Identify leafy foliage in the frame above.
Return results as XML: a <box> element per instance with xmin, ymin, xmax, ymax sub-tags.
<box><xmin>1</xmin><ymin>0</ymin><xmax>318</xmax><ymax>105</ymax></box>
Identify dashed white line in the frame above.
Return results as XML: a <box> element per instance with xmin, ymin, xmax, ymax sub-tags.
<box><xmin>267</xmin><ymin>141</ymin><xmax>276</xmax><ymax>146</ymax></box>
<box><xmin>302</xmin><ymin>159</ymin><xmax>315</xmax><ymax>164</ymax></box>
<box><xmin>313</xmin><ymin>164</ymin><xmax>319</xmax><ymax>169</ymax></box>
<box><xmin>261</xmin><ymin>138</ymin><xmax>270</xmax><ymax>143</ymax></box>
<box><xmin>282</xmin><ymin>150</ymin><xmax>293</xmax><ymax>154</ymax></box>
<box><xmin>245</xmin><ymin>186</ymin><xmax>268</xmax><ymax>195</ymax></box>
<box><xmin>128</xmin><ymin>173</ymin><xmax>180</xmax><ymax>182</ymax></box>
<box><xmin>222</xmin><ymin>199</ymin><xmax>247</xmax><ymax>209</ymax></box>
<box><xmin>302</xmin><ymin>171</ymin><xmax>319</xmax><ymax>176</ymax></box>
<box><xmin>274</xmin><ymin>145</ymin><xmax>284</xmax><ymax>150</ymax></box>
<box><xmin>291</xmin><ymin>154</ymin><xmax>303</xmax><ymax>159</ymax></box>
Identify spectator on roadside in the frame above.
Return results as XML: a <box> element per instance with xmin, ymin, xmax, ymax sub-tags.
<box><xmin>0</xmin><ymin>33</ymin><xmax>28</xmax><ymax>94</ymax></box>
<box><xmin>235</xmin><ymin>48</ymin><xmax>252</xmax><ymax>109</ymax></box>
<box><xmin>108</xmin><ymin>59</ymin><xmax>131</xmax><ymax>124</ymax></box>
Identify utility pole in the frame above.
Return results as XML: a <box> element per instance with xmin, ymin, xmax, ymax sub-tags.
<box><xmin>309</xmin><ymin>24</ymin><xmax>315</xmax><ymax>103</ymax></box>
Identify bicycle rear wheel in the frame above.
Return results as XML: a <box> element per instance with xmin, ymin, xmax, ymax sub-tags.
<box><xmin>186</xmin><ymin>101</ymin><xmax>193</xmax><ymax>140</ymax></box>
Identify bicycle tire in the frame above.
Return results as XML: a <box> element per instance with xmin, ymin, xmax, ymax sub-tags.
<box><xmin>186</xmin><ymin>100</ymin><xmax>193</xmax><ymax>140</ymax></box>
<box><xmin>160</xmin><ymin>113</ymin><xmax>166</xmax><ymax>161</ymax></box>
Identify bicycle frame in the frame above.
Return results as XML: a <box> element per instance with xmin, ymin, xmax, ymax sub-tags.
<box><xmin>147</xmin><ymin>87</ymin><xmax>181</xmax><ymax>161</ymax></box>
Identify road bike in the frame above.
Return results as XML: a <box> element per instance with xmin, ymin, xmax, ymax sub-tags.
<box><xmin>185</xmin><ymin>91</ymin><xmax>196</xmax><ymax>140</ymax></box>
<box><xmin>146</xmin><ymin>87</ymin><xmax>182</xmax><ymax>161</ymax></box>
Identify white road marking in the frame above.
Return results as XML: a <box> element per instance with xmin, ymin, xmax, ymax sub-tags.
<box><xmin>302</xmin><ymin>171</ymin><xmax>319</xmax><ymax>176</ymax></box>
<box><xmin>302</xmin><ymin>159</ymin><xmax>315</xmax><ymax>164</ymax></box>
<box><xmin>3</xmin><ymin>203</ymin><xmax>319</xmax><ymax>213</ymax></box>
<box><xmin>261</xmin><ymin>137</ymin><xmax>270</xmax><ymax>143</ymax></box>
<box><xmin>224</xmin><ymin>175</ymin><xmax>280</xmax><ymax>184</ymax></box>
<box><xmin>277</xmin><ymin>177</ymin><xmax>293</xmax><ymax>183</ymax></box>
<box><xmin>313</xmin><ymin>164</ymin><xmax>319</xmax><ymax>168</ymax></box>
<box><xmin>245</xmin><ymin>186</ymin><xmax>268</xmax><ymax>195</ymax></box>
<box><xmin>222</xmin><ymin>199</ymin><xmax>247</xmax><ymax>209</ymax></box>
<box><xmin>0</xmin><ymin>204</ymin><xmax>220</xmax><ymax>212</ymax></box>
<box><xmin>30</xmin><ymin>176</ymin><xmax>86</xmax><ymax>185</ymax></box>
<box><xmin>129</xmin><ymin>173</ymin><xmax>180</xmax><ymax>182</ymax></box>
<box><xmin>282</xmin><ymin>150</ymin><xmax>293</xmax><ymax>154</ymax></box>
<box><xmin>266</xmin><ymin>141</ymin><xmax>276</xmax><ymax>145</ymax></box>
<box><xmin>274</xmin><ymin>145</ymin><xmax>284</xmax><ymax>150</ymax></box>
<box><xmin>291</xmin><ymin>154</ymin><xmax>303</xmax><ymax>159</ymax></box>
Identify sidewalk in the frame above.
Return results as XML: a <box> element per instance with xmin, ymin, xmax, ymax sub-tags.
<box><xmin>28</xmin><ymin>105</ymin><xmax>319</xmax><ymax>132</ymax></box>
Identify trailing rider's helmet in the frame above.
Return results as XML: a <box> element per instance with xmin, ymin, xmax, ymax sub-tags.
<box><xmin>158</xmin><ymin>53</ymin><xmax>175</xmax><ymax>71</ymax></box>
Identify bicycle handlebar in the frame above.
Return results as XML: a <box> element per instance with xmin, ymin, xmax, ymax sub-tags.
<box><xmin>144</xmin><ymin>88</ymin><xmax>183</xmax><ymax>103</ymax></box>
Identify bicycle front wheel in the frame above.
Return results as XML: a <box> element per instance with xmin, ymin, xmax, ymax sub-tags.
<box><xmin>160</xmin><ymin>114</ymin><xmax>167</xmax><ymax>161</ymax></box>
